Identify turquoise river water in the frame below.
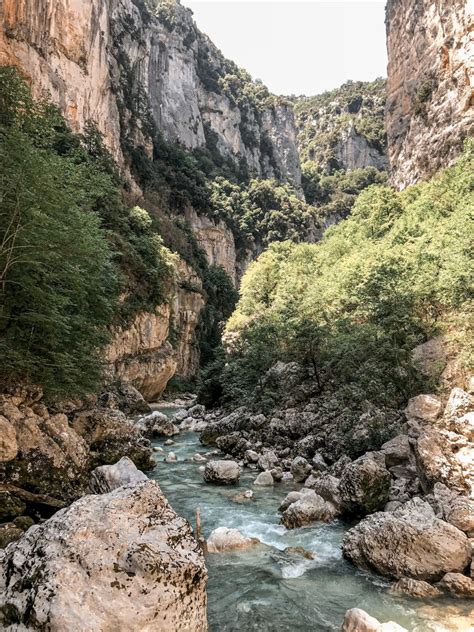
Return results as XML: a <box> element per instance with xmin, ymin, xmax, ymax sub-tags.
<box><xmin>149</xmin><ymin>406</ymin><xmax>473</xmax><ymax>632</ymax></box>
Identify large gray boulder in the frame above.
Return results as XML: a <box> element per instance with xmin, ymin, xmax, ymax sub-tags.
<box><xmin>290</xmin><ymin>456</ymin><xmax>312</xmax><ymax>483</ymax></box>
<box><xmin>339</xmin><ymin>454</ymin><xmax>391</xmax><ymax>515</ymax></box>
<box><xmin>343</xmin><ymin>498</ymin><xmax>471</xmax><ymax>581</ymax></box>
<box><xmin>89</xmin><ymin>457</ymin><xmax>148</xmax><ymax>494</ymax></box>
<box><xmin>203</xmin><ymin>460</ymin><xmax>240</xmax><ymax>485</ymax></box>
<box><xmin>414</xmin><ymin>428</ymin><xmax>468</xmax><ymax>494</ymax></box>
<box><xmin>281</xmin><ymin>490</ymin><xmax>339</xmax><ymax>529</ymax></box>
<box><xmin>0</xmin><ymin>481</ymin><xmax>207</xmax><ymax>630</ymax></box>
<box><xmin>430</xmin><ymin>483</ymin><xmax>474</xmax><ymax>537</ymax></box>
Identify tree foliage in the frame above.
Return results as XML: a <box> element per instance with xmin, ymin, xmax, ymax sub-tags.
<box><xmin>0</xmin><ymin>67</ymin><xmax>175</xmax><ymax>397</ymax></box>
<box><xmin>209</xmin><ymin>144</ymin><xmax>473</xmax><ymax>408</ymax></box>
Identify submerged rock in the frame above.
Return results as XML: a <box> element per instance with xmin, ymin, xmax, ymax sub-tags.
<box><xmin>341</xmin><ymin>608</ymin><xmax>408</xmax><ymax>631</ymax></box>
<box><xmin>206</xmin><ymin>527</ymin><xmax>260</xmax><ymax>553</ymax></box>
<box><xmin>281</xmin><ymin>490</ymin><xmax>339</xmax><ymax>528</ymax></box>
<box><xmin>389</xmin><ymin>577</ymin><xmax>442</xmax><ymax>599</ymax></box>
<box><xmin>0</xmin><ymin>481</ymin><xmax>208</xmax><ymax>630</ymax></box>
<box><xmin>342</xmin><ymin>498</ymin><xmax>471</xmax><ymax>581</ymax></box>
<box><xmin>203</xmin><ymin>460</ymin><xmax>240</xmax><ymax>485</ymax></box>
<box><xmin>253</xmin><ymin>471</ymin><xmax>274</xmax><ymax>486</ymax></box>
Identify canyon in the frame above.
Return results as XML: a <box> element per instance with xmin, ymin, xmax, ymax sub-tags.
<box><xmin>1</xmin><ymin>0</ymin><xmax>471</xmax><ymax>398</ymax></box>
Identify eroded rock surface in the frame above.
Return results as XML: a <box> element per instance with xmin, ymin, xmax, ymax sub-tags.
<box><xmin>342</xmin><ymin>498</ymin><xmax>471</xmax><ymax>581</ymax></box>
<box><xmin>0</xmin><ymin>481</ymin><xmax>208</xmax><ymax>631</ymax></box>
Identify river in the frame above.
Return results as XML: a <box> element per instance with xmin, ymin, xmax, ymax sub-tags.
<box><xmin>149</xmin><ymin>407</ymin><xmax>473</xmax><ymax>632</ymax></box>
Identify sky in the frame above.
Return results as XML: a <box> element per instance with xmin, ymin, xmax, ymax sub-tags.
<box><xmin>181</xmin><ymin>1</ymin><xmax>388</xmax><ymax>96</ymax></box>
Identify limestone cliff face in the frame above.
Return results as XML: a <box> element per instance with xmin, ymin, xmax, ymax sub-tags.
<box><xmin>294</xmin><ymin>79</ymin><xmax>388</xmax><ymax>173</ymax></box>
<box><xmin>106</xmin><ymin>261</ymin><xmax>204</xmax><ymax>400</ymax></box>
<box><xmin>0</xmin><ymin>0</ymin><xmax>302</xmax><ymax>190</ymax></box>
<box><xmin>386</xmin><ymin>0</ymin><xmax>473</xmax><ymax>189</ymax></box>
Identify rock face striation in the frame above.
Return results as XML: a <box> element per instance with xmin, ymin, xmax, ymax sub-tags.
<box><xmin>0</xmin><ymin>480</ymin><xmax>208</xmax><ymax>631</ymax></box>
<box><xmin>385</xmin><ymin>0</ymin><xmax>473</xmax><ymax>189</ymax></box>
<box><xmin>0</xmin><ymin>0</ymin><xmax>301</xmax><ymax>190</ymax></box>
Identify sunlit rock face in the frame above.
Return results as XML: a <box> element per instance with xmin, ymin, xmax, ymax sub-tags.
<box><xmin>385</xmin><ymin>0</ymin><xmax>473</xmax><ymax>189</ymax></box>
<box><xmin>106</xmin><ymin>260</ymin><xmax>204</xmax><ymax>399</ymax></box>
<box><xmin>0</xmin><ymin>0</ymin><xmax>302</xmax><ymax>190</ymax></box>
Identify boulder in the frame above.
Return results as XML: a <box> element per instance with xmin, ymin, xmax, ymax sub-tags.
<box><xmin>257</xmin><ymin>450</ymin><xmax>279</xmax><ymax>472</ymax></box>
<box><xmin>0</xmin><ymin>523</ymin><xmax>24</xmax><ymax>549</ymax></box>
<box><xmin>431</xmin><ymin>483</ymin><xmax>474</xmax><ymax>537</ymax></box>
<box><xmin>0</xmin><ymin>481</ymin><xmax>207</xmax><ymax>630</ymax></box>
<box><xmin>290</xmin><ymin>456</ymin><xmax>312</xmax><ymax>483</ymax></box>
<box><xmin>444</xmin><ymin>388</ymin><xmax>473</xmax><ymax>420</ymax></box>
<box><xmin>89</xmin><ymin>457</ymin><xmax>148</xmax><ymax>493</ymax></box>
<box><xmin>0</xmin><ymin>416</ymin><xmax>17</xmax><ymax>463</ymax></box>
<box><xmin>341</xmin><ymin>608</ymin><xmax>408</xmax><ymax>632</ymax></box>
<box><xmin>389</xmin><ymin>577</ymin><xmax>441</xmax><ymax>598</ymax></box>
<box><xmin>244</xmin><ymin>449</ymin><xmax>259</xmax><ymax>464</ymax></box>
<box><xmin>380</xmin><ymin>435</ymin><xmax>413</xmax><ymax>469</ymax></box>
<box><xmin>0</xmin><ymin>491</ymin><xmax>25</xmax><ymax>522</ymax></box>
<box><xmin>436</xmin><ymin>572</ymin><xmax>474</xmax><ymax>598</ymax></box>
<box><xmin>203</xmin><ymin>460</ymin><xmax>240</xmax><ymax>485</ymax></box>
<box><xmin>281</xmin><ymin>490</ymin><xmax>339</xmax><ymax>529</ymax></box>
<box><xmin>137</xmin><ymin>411</ymin><xmax>179</xmax><ymax>438</ymax></box>
<box><xmin>165</xmin><ymin>452</ymin><xmax>177</xmax><ymax>463</ymax></box>
<box><xmin>279</xmin><ymin>491</ymin><xmax>304</xmax><ymax>513</ymax></box>
<box><xmin>342</xmin><ymin>498</ymin><xmax>471</xmax><ymax>581</ymax></box>
<box><xmin>306</xmin><ymin>474</ymin><xmax>342</xmax><ymax>510</ymax></box>
<box><xmin>312</xmin><ymin>452</ymin><xmax>327</xmax><ymax>472</ymax></box>
<box><xmin>1</xmin><ymin>412</ymin><xmax>90</xmax><ymax>501</ymax></box>
<box><xmin>72</xmin><ymin>408</ymin><xmax>154</xmax><ymax>471</ymax></box>
<box><xmin>405</xmin><ymin>394</ymin><xmax>442</xmax><ymax>422</ymax></box>
<box><xmin>206</xmin><ymin>527</ymin><xmax>260</xmax><ymax>553</ymax></box>
<box><xmin>414</xmin><ymin>428</ymin><xmax>468</xmax><ymax>494</ymax></box>
<box><xmin>0</xmin><ymin>485</ymin><xmax>65</xmax><ymax>521</ymax></box>
<box><xmin>339</xmin><ymin>455</ymin><xmax>391</xmax><ymax>515</ymax></box>
<box><xmin>188</xmin><ymin>404</ymin><xmax>206</xmax><ymax>419</ymax></box>
<box><xmin>253</xmin><ymin>471</ymin><xmax>274</xmax><ymax>486</ymax></box>
<box><xmin>99</xmin><ymin>383</ymin><xmax>151</xmax><ymax>415</ymax></box>
<box><xmin>448</xmin><ymin>412</ymin><xmax>474</xmax><ymax>441</ymax></box>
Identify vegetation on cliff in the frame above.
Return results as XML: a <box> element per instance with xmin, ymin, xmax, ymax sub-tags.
<box><xmin>204</xmin><ymin>144</ymin><xmax>473</xmax><ymax>411</ymax></box>
<box><xmin>0</xmin><ymin>68</ymin><xmax>175</xmax><ymax>397</ymax></box>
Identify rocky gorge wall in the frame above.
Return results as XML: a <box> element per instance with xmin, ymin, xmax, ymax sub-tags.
<box><xmin>386</xmin><ymin>0</ymin><xmax>473</xmax><ymax>189</ymax></box>
<box><xmin>0</xmin><ymin>0</ymin><xmax>303</xmax><ymax>396</ymax></box>
<box><xmin>0</xmin><ymin>0</ymin><xmax>302</xmax><ymax>189</ymax></box>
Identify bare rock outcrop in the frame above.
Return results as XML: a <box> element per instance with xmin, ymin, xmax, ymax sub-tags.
<box><xmin>0</xmin><ymin>480</ymin><xmax>208</xmax><ymax>631</ymax></box>
<box><xmin>342</xmin><ymin>498</ymin><xmax>471</xmax><ymax>581</ymax></box>
<box><xmin>386</xmin><ymin>0</ymin><xmax>473</xmax><ymax>189</ymax></box>
<box><xmin>389</xmin><ymin>577</ymin><xmax>442</xmax><ymax>599</ymax></box>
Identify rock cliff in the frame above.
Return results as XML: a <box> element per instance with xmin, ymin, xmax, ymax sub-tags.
<box><xmin>385</xmin><ymin>0</ymin><xmax>473</xmax><ymax>189</ymax></box>
<box><xmin>0</xmin><ymin>0</ymin><xmax>302</xmax><ymax>190</ymax></box>
<box><xmin>106</xmin><ymin>259</ymin><xmax>204</xmax><ymax>399</ymax></box>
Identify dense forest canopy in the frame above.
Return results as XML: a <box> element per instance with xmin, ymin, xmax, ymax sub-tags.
<box><xmin>200</xmin><ymin>144</ymin><xmax>473</xmax><ymax>420</ymax></box>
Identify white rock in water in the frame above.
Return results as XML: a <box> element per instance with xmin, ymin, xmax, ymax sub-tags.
<box><xmin>203</xmin><ymin>460</ymin><xmax>240</xmax><ymax>485</ymax></box>
<box><xmin>89</xmin><ymin>457</ymin><xmax>148</xmax><ymax>494</ymax></box>
<box><xmin>165</xmin><ymin>452</ymin><xmax>177</xmax><ymax>463</ymax></box>
<box><xmin>0</xmin><ymin>481</ymin><xmax>207</xmax><ymax>631</ymax></box>
<box><xmin>193</xmin><ymin>453</ymin><xmax>207</xmax><ymax>462</ymax></box>
<box><xmin>253</xmin><ymin>471</ymin><xmax>274</xmax><ymax>486</ymax></box>
<box><xmin>207</xmin><ymin>527</ymin><xmax>260</xmax><ymax>553</ymax></box>
<box><xmin>341</xmin><ymin>608</ymin><xmax>408</xmax><ymax>631</ymax></box>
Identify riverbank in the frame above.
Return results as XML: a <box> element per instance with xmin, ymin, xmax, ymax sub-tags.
<box><xmin>150</xmin><ymin>409</ymin><xmax>474</xmax><ymax>632</ymax></box>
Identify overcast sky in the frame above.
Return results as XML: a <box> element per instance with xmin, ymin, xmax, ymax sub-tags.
<box><xmin>182</xmin><ymin>1</ymin><xmax>388</xmax><ymax>96</ymax></box>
